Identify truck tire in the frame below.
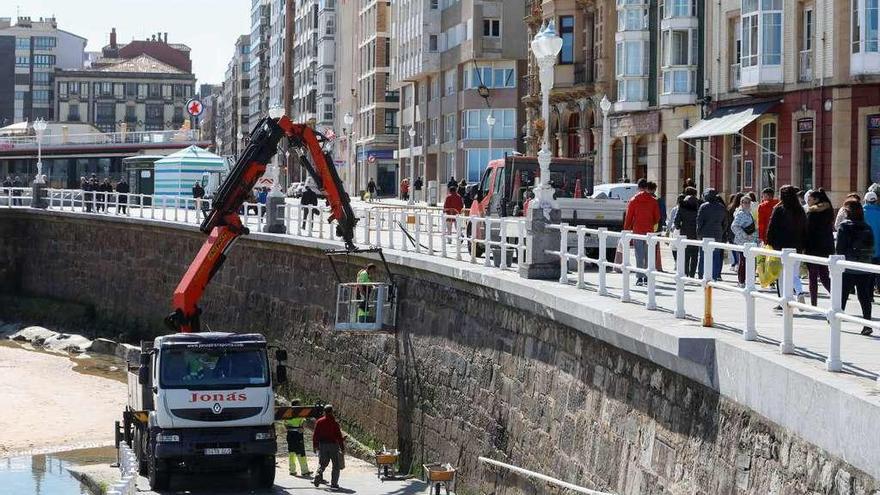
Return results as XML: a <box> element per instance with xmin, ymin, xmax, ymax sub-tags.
<box><xmin>148</xmin><ymin>454</ymin><xmax>170</xmax><ymax>491</ymax></box>
<box><xmin>134</xmin><ymin>428</ymin><xmax>148</xmax><ymax>476</ymax></box>
<box><xmin>253</xmin><ymin>455</ymin><xmax>276</xmax><ymax>490</ymax></box>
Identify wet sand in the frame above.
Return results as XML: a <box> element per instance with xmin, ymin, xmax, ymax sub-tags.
<box><xmin>0</xmin><ymin>342</ymin><xmax>126</xmax><ymax>458</ymax></box>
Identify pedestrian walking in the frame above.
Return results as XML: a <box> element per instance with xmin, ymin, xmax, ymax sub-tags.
<box><xmin>300</xmin><ymin>185</ymin><xmax>319</xmax><ymax>230</ymax></box>
<box><xmin>11</xmin><ymin>176</ymin><xmax>22</xmax><ymax>206</ymax></box>
<box><xmin>367</xmin><ymin>178</ymin><xmax>377</xmax><ymax>203</ymax></box>
<box><xmin>192</xmin><ymin>181</ymin><xmax>207</xmax><ymax>218</ymax></box>
<box><xmin>623</xmin><ymin>179</ymin><xmax>660</xmax><ymax>286</ymax></box>
<box><xmin>726</xmin><ymin>193</ymin><xmax>745</xmax><ymax>268</ymax></box>
<box><xmin>766</xmin><ymin>185</ymin><xmax>808</xmax><ymax>307</ymax></box>
<box><xmin>2</xmin><ymin>176</ymin><xmax>11</xmax><ymax>205</ymax></box>
<box><xmin>668</xmin><ymin>194</ymin><xmax>684</xmax><ymax>262</ymax></box>
<box><xmin>730</xmin><ymin>195</ymin><xmax>757</xmax><ymax>286</ymax></box>
<box><xmin>458</xmin><ymin>178</ymin><xmax>467</xmax><ymax>195</ymax></box>
<box><xmin>414</xmin><ymin>176</ymin><xmax>423</xmax><ymax>202</ymax></box>
<box><xmin>836</xmin><ymin>199</ymin><xmax>876</xmax><ymax>335</ymax></box>
<box><xmin>804</xmin><ymin>189</ymin><xmax>834</xmax><ymax>305</ymax></box>
<box><xmin>81</xmin><ymin>176</ymin><xmax>93</xmax><ymax>212</ymax></box>
<box><xmin>863</xmin><ymin>191</ymin><xmax>880</xmax><ymax>292</ymax></box>
<box><xmin>96</xmin><ymin>177</ymin><xmax>112</xmax><ymax>212</ymax></box>
<box><xmin>757</xmin><ymin>187</ymin><xmax>779</xmax><ymax>245</ymax></box>
<box><xmin>400</xmin><ymin>178</ymin><xmax>409</xmax><ymax>201</ymax></box>
<box><xmin>312</xmin><ymin>405</ymin><xmax>345</xmax><ymax>489</ymax></box>
<box><xmin>115</xmin><ymin>177</ymin><xmax>130</xmax><ymax>215</ymax></box>
<box><xmin>835</xmin><ymin>193</ymin><xmax>861</xmax><ymax>230</ymax></box>
<box><xmin>442</xmin><ymin>185</ymin><xmax>464</xmax><ymax>241</ymax></box>
<box><xmin>284</xmin><ymin>399</ymin><xmax>311</xmax><ymax>477</ymax></box>
<box><xmin>257</xmin><ymin>187</ymin><xmax>269</xmax><ymax>216</ymax></box>
<box><xmin>447</xmin><ymin>176</ymin><xmax>458</xmax><ymax>190</ymax></box>
<box><xmin>696</xmin><ymin>188</ymin><xmax>727</xmax><ymax>281</ymax></box>
<box><xmin>674</xmin><ymin>187</ymin><xmax>701</xmax><ymax>277</ymax></box>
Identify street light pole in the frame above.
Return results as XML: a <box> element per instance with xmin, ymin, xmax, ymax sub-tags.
<box><xmin>408</xmin><ymin>125</ymin><xmax>416</xmax><ymax>205</ymax></box>
<box><xmin>33</xmin><ymin>118</ymin><xmax>47</xmax><ymax>184</ymax></box>
<box><xmin>267</xmin><ymin>106</ymin><xmax>286</xmax><ymax>198</ymax></box>
<box><xmin>486</xmin><ymin>112</ymin><xmax>496</xmax><ymax>168</ymax></box>
<box><xmin>600</xmin><ymin>95</ymin><xmax>612</xmax><ymax>184</ymax></box>
<box><xmin>530</xmin><ymin>21</ymin><xmax>564</xmax><ymax>210</ymax></box>
<box><xmin>343</xmin><ymin>112</ymin><xmax>355</xmax><ymax>195</ymax></box>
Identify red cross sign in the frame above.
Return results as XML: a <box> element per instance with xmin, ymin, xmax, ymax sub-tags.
<box><xmin>186</xmin><ymin>99</ymin><xmax>204</xmax><ymax>117</ymax></box>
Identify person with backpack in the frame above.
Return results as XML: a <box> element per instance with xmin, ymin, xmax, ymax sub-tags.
<box><xmin>836</xmin><ymin>199</ymin><xmax>876</xmax><ymax>335</ymax></box>
<box><xmin>729</xmin><ymin>195</ymin><xmax>757</xmax><ymax>286</ymax></box>
<box><xmin>804</xmin><ymin>189</ymin><xmax>835</xmax><ymax>306</ymax></box>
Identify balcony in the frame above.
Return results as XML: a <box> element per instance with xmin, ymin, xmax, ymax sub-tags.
<box><xmin>0</xmin><ymin>129</ymin><xmax>204</xmax><ymax>152</ymax></box>
<box><xmin>729</xmin><ymin>63</ymin><xmax>741</xmax><ymax>91</ymax></box>
<box><xmin>799</xmin><ymin>50</ymin><xmax>813</xmax><ymax>82</ymax></box>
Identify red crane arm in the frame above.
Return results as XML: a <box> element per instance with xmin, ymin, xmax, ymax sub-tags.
<box><xmin>165</xmin><ymin>116</ymin><xmax>357</xmax><ymax>333</ymax></box>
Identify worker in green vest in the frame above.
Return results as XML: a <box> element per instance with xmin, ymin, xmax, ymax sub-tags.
<box><xmin>356</xmin><ymin>264</ymin><xmax>378</xmax><ymax>322</ymax></box>
<box><xmin>285</xmin><ymin>399</ymin><xmax>311</xmax><ymax>477</ymax></box>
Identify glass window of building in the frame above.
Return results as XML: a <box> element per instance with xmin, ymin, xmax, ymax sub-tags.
<box><xmin>483</xmin><ymin>19</ymin><xmax>501</xmax><ymax>38</ymax></box>
<box><xmin>760</xmin><ymin>122</ymin><xmax>778</xmax><ymax>190</ymax></box>
<box><xmin>741</xmin><ymin>0</ymin><xmax>782</xmax><ymax>66</ymax></box>
<box><xmin>559</xmin><ymin>16</ymin><xmax>575</xmax><ymax>64</ymax></box>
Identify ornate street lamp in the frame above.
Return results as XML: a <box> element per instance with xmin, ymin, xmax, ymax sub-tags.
<box><xmin>408</xmin><ymin>125</ymin><xmax>416</xmax><ymax>205</ymax></box>
<box><xmin>33</xmin><ymin>118</ymin><xmax>48</xmax><ymax>184</ymax></box>
<box><xmin>600</xmin><ymin>95</ymin><xmax>612</xmax><ymax>184</ymax></box>
<box><xmin>343</xmin><ymin>112</ymin><xmax>356</xmax><ymax>193</ymax></box>
<box><xmin>486</xmin><ymin>112</ymin><xmax>496</xmax><ymax>167</ymax></box>
<box><xmin>530</xmin><ymin>21</ymin><xmax>564</xmax><ymax>209</ymax></box>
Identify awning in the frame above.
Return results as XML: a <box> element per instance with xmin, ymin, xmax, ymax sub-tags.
<box><xmin>678</xmin><ymin>102</ymin><xmax>778</xmax><ymax>140</ymax></box>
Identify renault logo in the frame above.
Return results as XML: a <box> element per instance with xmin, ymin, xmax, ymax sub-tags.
<box><xmin>212</xmin><ymin>403</ymin><xmax>223</xmax><ymax>415</ymax></box>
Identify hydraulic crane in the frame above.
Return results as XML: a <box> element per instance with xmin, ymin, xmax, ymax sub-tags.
<box><xmin>165</xmin><ymin>115</ymin><xmax>358</xmax><ymax>333</ymax></box>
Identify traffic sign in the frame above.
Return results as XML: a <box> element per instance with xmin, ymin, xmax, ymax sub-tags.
<box><xmin>368</xmin><ymin>154</ymin><xmax>376</xmax><ymax>164</ymax></box>
<box><xmin>186</xmin><ymin>99</ymin><xmax>204</xmax><ymax>117</ymax></box>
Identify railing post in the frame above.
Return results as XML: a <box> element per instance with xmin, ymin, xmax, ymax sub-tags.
<box><xmin>427</xmin><ymin>212</ymin><xmax>434</xmax><ymax>255</ymax></box>
<box><xmin>826</xmin><ymin>255</ymin><xmax>844</xmax><ymax>371</ymax></box>
<box><xmin>576</xmin><ymin>226</ymin><xmax>586</xmax><ymax>289</ymax></box>
<box><xmin>701</xmin><ymin>238</ymin><xmax>714</xmax><ymax>326</ymax></box>
<box><xmin>374</xmin><ymin>208</ymin><xmax>382</xmax><ymax>247</ymax></box>
<box><xmin>400</xmin><ymin>211</ymin><xmax>409</xmax><ymax>252</ymax></box>
<box><xmin>440</xmin><ymin>214</ymin><xmax>449</xmax><ymax>258</ymax></box>
<box><xmin>456</xmin><ymin>216</ymin><xmax>463</xmax><ymax>261</ymax></box>
<box><xmin>387</xmin><ymin>210</ymin><xmax>396</xmax><ymax>250</ymax></box>
<box><xmin>484</xmin><ymin>218</ymin><xmax>492</xmax><ymax>267</ymax></box>
<box><xmin>621</xmin><ymin>231</ymin><xmax>632</xmax><ymax>303</ymax></box>
<box><xmin>517</xmin><ymin>220</ymin><xmax>526</xmax><ymax>268</ymax></box>
<box><xmin>598</xmin><ymin>228</ymin><xmax>608</xmax><ymax>296</ymax></box>
<box><xmin>742</xmin><ymin>243</ymin><xmax>758</xmax><ymax>340</ymax></box>
<box><xmin>779</xmin><ymin>248</ymin><xmax>795</xmax><ymax>354</ymax></box>
<box><xmin>469</xmin><ymin>216</ymin><xmax>478</xmax><ymax>263</ymax></box>
<box><xmin>414</xmin><ymin>213</ymin><xmax>422</xmax><ymax>253</ymax></box>
<box><xmin>319</xmin><ymin>208</ymin><xmax>326</xmax><ymax>239</ymax></box>
<box><xmin>646</xmin><ymin>234</ymin><xmax>657</xmax><ymax>310</ymax></box>
<box><xmin>558</xmin><ymin>224</ymin><xmax>569</xmax><ymax>284</ymax></box>
<box><xmin>363</xmin><ymin>209</ymin><xmax>371</xmax><ymax>244</ymax></box>
<box><xmin>674</xmin><ymin>234</ymin><xmax>686</xmax><ymax>318</ymax></box>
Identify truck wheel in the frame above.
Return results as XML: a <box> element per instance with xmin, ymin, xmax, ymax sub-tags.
<box><xmin>148</xmin><ymin>455</ymin><xmax>170</xmax><ymax>491</ymax></box>
<box><xmin>134</xmin><ymin>429</ymin><xmax>148</xmax><ymax>476</ymax></box>
<box><xmin>253</xmin><ymin>456</ymin><xmax>276</xmax><ymax>490</ymax></box>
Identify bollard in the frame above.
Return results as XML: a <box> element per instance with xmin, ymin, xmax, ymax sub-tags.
<box><xmin>742</xmin><ymin>244</ymin><xmax>757</xmax><ymax>340</ymax></box>
<box><xmin>576</xmin><ymin>226</ymin><xmax>585</xmax><ymax>289</ymax></box>
<box><xmin>621</xmin><ymin>231</ymin><xmax>632</xmax><ymax>303</ymax></box>
<box><xmin>826</xmin><ymin>255</ymin><xmax>844</xmax><ymax>371</ymax></box>
<box><xmin>598</xmin><ymin>228</ymin><xmax>608</xmax><ymax>296</ymax></box>
<box><xmin>674</xmin><ymin>234</ymin><xmax>686</xmax><ymax>319</ymax></box>
<box><xmin>646</xmin><ymin>234</ymin><xmax>657</xmax><ymax>310</ymax></box>
<box><xmin>701</xmin><ymin>238</ymin><xmax>714</xmax><ymax>327</ymax></box>
<box><xmin>779</xmin><ymin>248</ymin><xmax>795</xmax><ymax>354</ymax></box>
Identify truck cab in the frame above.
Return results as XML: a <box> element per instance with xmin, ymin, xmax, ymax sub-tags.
<box><xmin>128</xmin><ymin>332</ymin><xmax>282</xmax><ymax>490</ymax></box>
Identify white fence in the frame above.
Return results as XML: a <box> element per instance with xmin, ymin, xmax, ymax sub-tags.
<box><xmin>9</xmin><ymin>188</ymin><xmax>878</xmax><ymax>382</ymax></box>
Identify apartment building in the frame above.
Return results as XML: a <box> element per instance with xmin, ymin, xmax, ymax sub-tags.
<box><xmin>219</xmin><ymin>35</ymin><xmax>251</xmax><ymax>157</ymax></box>
<box><xmin>0</xmin><ymin>16</ymin><xmax>86</xmax><ymax>125</ymax></box>
<box><xmin>693</xmin><ymin>0</ymin><xmax>880</xmax><ymax>202</ymax></box>
<box><xmin>250</xmin><ymin>0</ymin><xmax>271</xmax><ymax>122</ymax></box>
<box><xmin>393</xmin><ymin>0</ymin><xmax>528</xmax><ymax>202</ymax></box>
<box><xmin>55</xmin><ymin>55</ymin><xmax>195</xmax><ymax>133</ymax></box>
<box><xmin>291</xmin><ymin>0</ymin><xmax>336</xmax><ymax>130</ymax></box>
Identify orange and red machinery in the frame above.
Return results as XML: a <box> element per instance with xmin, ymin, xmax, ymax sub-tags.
<box><xmin>165</xmin><ymin>116</ymin><xmax>358</xmax><ymax>333</ymax></box>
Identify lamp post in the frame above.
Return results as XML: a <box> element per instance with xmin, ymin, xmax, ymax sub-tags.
<box><xmin>486</xmin><ymin>112</ymin><xmax>496</xmax><ymax>167</ymax></box>
<box><xmin>33</xmin><ymin>118</ymin><xmax>47</xmax><ymax>184</ymax></box>
<box><xmin>264</xmin><ymin>106</ymin><xmax>287</xmax><ymax>233</ymax></box>
<box><xmin>600</xmin><ymin>95</ymin><xmax>612</xmax><ymax>184</ymax></box>
<box><xmin>408</xmin><ymin>125</ymin><xmax>416</xmax><ymax>205</ymax></box>
<box><xmin>343</xmin><ymin>112</ymin><xmax>355</xmax><ymax>194</ymax></box>
<box><xmin>530</xmin><ymin>21</ymin><xmax>564</xmax><ymax>209</ymax></box>
<box><xmin>236</xmin><ymin>130</ymin><xmax>244</xmax><ymax>159</ymax></box>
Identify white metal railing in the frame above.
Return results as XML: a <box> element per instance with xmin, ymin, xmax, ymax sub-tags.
<box><xmin>478</xmin><ymin>456</ymin><xmax>616</xmax><ymax>495</ymax></box>
<box><xmin>0</xmin><ymin>129</ymin><xmax>202</xmax><ymax>149</ymax></box>
<box><xmin>548</xmin><ymin>224</ymin><xmax>880</xmax><ymax>378</ymax></box>
<box><xmin>0</xmin><ymin>187</ymin><xmax>32</xmax><ymax>207</ymax></box>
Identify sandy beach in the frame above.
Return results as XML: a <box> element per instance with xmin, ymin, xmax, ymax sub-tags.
<box><xmin>0</xmin><ymin>343</ymin><xmax>126</xmax><ymax>457</ymax></box>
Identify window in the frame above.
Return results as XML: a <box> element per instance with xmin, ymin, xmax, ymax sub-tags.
<box><xmin>559</xmin><ymin>16</ymin><xmax>575</xmax><ymax>64</ymax></box>
<box><xmin>483</xmin><ymin>19</ymin><xmax>501</xmax><ymax>38</ymax></box>
<box><xmin>69</xmin><ymin>82</ymin><xmax>80</xmax><ymax>95</ymax></box>
<box><xmin>760</xmin><ymin>122</ymin><xmax>777</xmax><ymax>190</ymax></box>
<box><xmin>32</xmin><ymin>72</ymin><xmax>52</xmax><ymax>85</ymax></box>
<box><xmin>443</xmin><ymin>113</ymin><xmax>456</xmax><ymax>142</ymax></box>
<box><xmin>33</xmin><ymin>36</ymin><xmax>57</xmax><ymax>49</ymax></box>
<box><xmin>125</xmin><ymin>83</ymin><xmax>137</xmax><ymax>97</ymax></box>
<box><xmin>14</xmin><ymin>91</ymin><xmax>25</xmax><ymax>101</ymax></box>
<box><xmin>15</xmin><ymin>56</ymin><xmax>29</xmax><ymax>68</ymax></box>
<box><xmin>431</xmin><ymin>0</ymin><xmax>438</xmax><ymax>8</ymax></box>
<box><xmin>466</xmin><ymin>148</ymin><xmax>513</xmax><ymax>182</ymax></box>
<box><xmin>323</xmin><ymin>103</ymin><xmax>333</xmax><ymax>121</ymax></box>
<box><xmin>16</xmin><ymin>37</ymin><xmax>30</xmax><ymax>50</ymax></box>
<box><xmin>465</xmin><ymin>65</ymin><xmax>516</xmax><ymax>89</ymax></box>
<box><xmin>661</xmin><ymin>29</ymin><xmax>697</xmax><ymax>94</ymax></box>
<box><xmin>324</xmin><ymin>73</ymin><xmax>335</xmax><ymax>93</ymax></box>
<box><xmin>125</xmin><ymin>105</ymin><xmax>136</xmax><ymax>123</ymax></box>
<box><xmin>69</xmin><ymin>104</ymin><xmax>81</xmax><ymax>122</ymax></box>
<box><xmin>32</xmin><ymin>55</ymin><xmax>55</xmax><ymax>67</ymax></box>
<box><xmin>616</xmin><ymin>40</ymin><xmax>649</xmax><ymax>101</ymax></box>
<box><xmin>173</xmin><ymin>106</ymin><xmax>184</xmax><ymax>125</ymax></box>
<box><xmin>145</xmin><ymin>104</ymin><xmax>163</xmax><ymax>121</ymax></box>
<box><xmin>463</xmin><ymin>109</ymin><xmax>516</xmax><ymax>139</ymax></box>
<box><xmin>444</xmin><ymin>68</ymin><xmax>457</xmax><ymax>95</ymax></box>
<box><xmin>732</xmin><ymin>134</ymin><xmax>744</xmax><ymax>190</ymax></box>
<box><xmin>741</xmin><ymin>0</ymin><xmax>782</xmax><ymax>66</ymax></box>
<box><xmin>96</xmin><ymin>103</ymin><xmax>116</xmax><ymax>122</ymax></box>
<box><xmin>148</xmin><ymin>84</ymin><xmax>161</xmax><ymax>98</ymax></box>
<box><xmin>429</xmin><ymin>35</ymin><xmax>438</xmax><ymax>52</ymax></box>
<box><xmin>385</xmin><ymin>109</ymin><xmax>398</xmax><ymax>134</ymax></box>
<box><xmin>100</xmin><ymin>82</ymin><xmax>113</xmax><ymax>96</ymax></box>
<box><xmin>665</xmin><ymin>0</ymin><xmax>694</xmax><ymax>17</ymax></box>
<box><xmin>32</xmin><ymin>90</ymin><xmax>51</xmax><ymax>103</ymax></box>
<box><xmin>803</xmin><ymin>8</ymin><xmax>813</xmax><ymax>51</ymax></box>
<box><xmin>58</xmin><ymin>82</ymin><xmax>68</xmax><ymax>97</ymax></box>
<box><xmin>854</xmin><ymin>0</ymin><xmax>862</xmax><ymax>53</ymax></box>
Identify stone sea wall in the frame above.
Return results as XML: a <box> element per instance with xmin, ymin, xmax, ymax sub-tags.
<box><xmin>0</xmin><ymin>210</ymin><xmax>876</xmax><ymax>495</ymax></box>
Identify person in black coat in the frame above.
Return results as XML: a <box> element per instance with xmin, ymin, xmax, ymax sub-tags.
<box><xmin>81</xmin><ymin>176</ymin><xmax>93</xmax><ymax>212</ymax></box>
<box><xmin>115</xmin><ymin>178</ymin><xmax>130</xmax><ymax>215</ymax></box>
<box><xmin>836</xmin><ymin>199</ymin><xmax>876</xmax><ymax>335</ymax></box>
<box><xmin>804</xmin><ymin>189</ymin><xmax>834</xmax><ymax>306</ymax></box>
<box><xmin>674</xmin><ymin>186</ymin><xmax>701</xmax><ymax>277</ymax></box>
<box><xmin>696</xmin><ymin>188</ymin><xmax>727</xmax><ymax>280</ymax></box>
<box><xmin>300</xmin><ymin>185</ymin><xmax>319</xmax><ymax>230</ymax></box>
<box><xmin>767</xmin><ymin>185</ymin><xmax>807</xmax><ymax>303</ymax></box>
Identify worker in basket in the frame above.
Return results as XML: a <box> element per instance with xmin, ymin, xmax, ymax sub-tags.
<box><xmin>285</xmin><ymin>399</ymin><xmax>312</xmax><ymax>477</ymax></box>
<box><xmin>355</xmin><ymin>263</ymin><xmax>378</xmax><ymax>323</ymax></box>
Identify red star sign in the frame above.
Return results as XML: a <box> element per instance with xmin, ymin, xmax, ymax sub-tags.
<box><xmin>187</xmin><ymin>100</ymin><xmax>203</xmax><ymax>116</ymax></box>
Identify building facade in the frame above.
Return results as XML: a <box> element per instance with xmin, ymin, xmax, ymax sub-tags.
<box><xmin>250</xmin><ymin>0</ymin><xmax>271</xmax><ymax>122</ymax></box>
<box><xmin>55</xmin><ymin>55</ymin><xmax>196</xmax><ymax>133</ymax></box>
<box><xmin>392</xmin><ymin>0</ymin><xmax>528</xmax><ymax>203</ymax></box>
<box><xmin>219</xmin><ymin>35</ymin><xmax>251</xmax><ymax>157</ymax></box>
<box><xmin>291</xmin><ymin>0</ymin><xmax>336</xmax><ymax>131</ymax></box>
<box><xmin>0</xmin><ymin>16</ymin><xmax>86</xmax><ymax>125</ymax></box>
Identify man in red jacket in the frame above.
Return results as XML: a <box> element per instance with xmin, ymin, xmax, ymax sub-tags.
<box><xmin>624</xmin><ymin>178</ymin><xmax>660</xmax><ymax>285</ymax></box>
<box><xmin>443</xmin><ymin>185</ymin><xmax>464</xmax><ymax>241</ymax></box>
<box><xmin>756</xmin><ymin>187</ymin><xmax>779</xmax><ymax>245</ymax></box>
<box><xmin>312</xmin><ymin>405</ymin><xmax>345</xmax><ymax>488</ymax></box>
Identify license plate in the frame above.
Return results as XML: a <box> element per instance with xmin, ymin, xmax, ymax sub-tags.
<box><xmin>205</xmin><ymin>448</ymin><xmax>232</xmax><ymax>455</ymax></box>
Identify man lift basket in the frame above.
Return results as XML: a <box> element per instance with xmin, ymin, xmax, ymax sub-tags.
<box><xmin>326</xmin><ymin>247</ymin><xmax>398</xmax><ymax>332</ymax></box>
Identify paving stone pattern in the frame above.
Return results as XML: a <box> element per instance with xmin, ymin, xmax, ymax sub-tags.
<box><xmin>0</xmin><ymin>210</ymin><xmax>877</xmax><ymax>495</ymax></box>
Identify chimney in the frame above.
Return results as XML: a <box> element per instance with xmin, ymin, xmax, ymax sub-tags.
<box><xmin>110</xmin><ymin>28</ymin><xmax>117</xmax><ymax>49</ymax></box>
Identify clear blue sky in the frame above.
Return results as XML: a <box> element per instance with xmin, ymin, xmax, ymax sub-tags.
<box><xmin>7</xmin><ymin>0</ymin><xmax>251</xmax><ymax>85</ymax></box>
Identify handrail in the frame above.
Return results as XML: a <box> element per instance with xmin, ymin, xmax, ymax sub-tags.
<box><xmin>478</xmin><ymin>456</ymin><xmax>616</xmax><ymax>495</ymax></box>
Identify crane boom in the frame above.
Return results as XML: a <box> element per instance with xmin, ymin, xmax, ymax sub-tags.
<box><xmin>165</xmin><ymin>116</ymin><xmax>358</xmax><ymax>333</ymax></box>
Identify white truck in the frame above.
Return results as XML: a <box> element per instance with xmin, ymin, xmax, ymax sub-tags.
<box><xmin>123</xmin><ymin>332</ymin><xmax>289</xmax><ymax>490</ymax></box>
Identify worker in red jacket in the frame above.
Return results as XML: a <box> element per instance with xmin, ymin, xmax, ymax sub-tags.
<box><xmin>623</xmin><ymin>178</ymin><xmax>660</xmax><ymax>286</ymax></box>
<box><xmin>443</xmin><ymin>185</ymin><xmax>464</xmax><ymax>241</ymax></box>
<box><xmin>312</xmin><ymin>404</ymin><xmax>345</xmax><ymax>488</ymax></box>
<box><xmin>756</xmin><ymin>187</ymin><xmax>779</xmax><ymax>245</ymax></box>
